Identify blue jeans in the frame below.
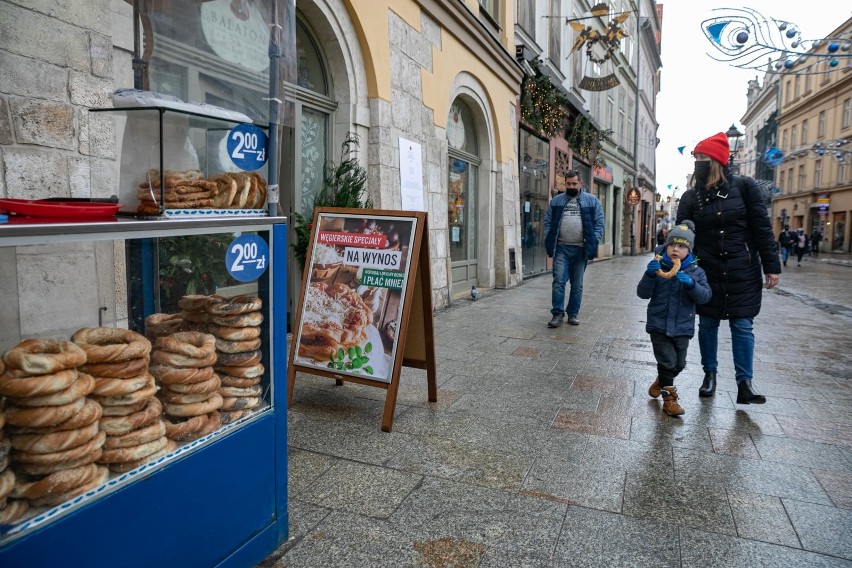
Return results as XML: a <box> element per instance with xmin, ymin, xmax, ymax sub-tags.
<box><xmin>781</xmin><ymin>246</ymin><xmax>789</xmax><ymax>263</ymax></box>
<box><xmin>698</xmin><ymin>315</ymin><xmax>754</xmax><ymax>383</ymax></box>
<box><xmin>551</xmin><ymin>244</ymin><xmax>587</xmax><ymax>317</ymax></box>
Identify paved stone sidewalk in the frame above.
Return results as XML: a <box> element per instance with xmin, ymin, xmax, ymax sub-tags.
<box><xmin>262</xmin><ymin>253</ymin><xmax>852</xmax><ymax>567</ymax></box>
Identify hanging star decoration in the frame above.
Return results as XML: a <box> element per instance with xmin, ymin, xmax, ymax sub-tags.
<box><xmin>701</xmin><ymin>7</ymin><xmax>852</xmax><ymax>75</ymax></box>
<box><xmin>568</xmin><ymin>3</ymin><xmax>632</xmax><ymax>91</ymax></box>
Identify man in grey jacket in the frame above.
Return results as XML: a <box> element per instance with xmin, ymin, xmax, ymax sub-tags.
<box><xmin>543</xmin><ymin>170</ymin><xmax>604</xmax><ymax>327</ymax></box>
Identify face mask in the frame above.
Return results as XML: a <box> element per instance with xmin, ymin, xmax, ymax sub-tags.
<box><xmin>693</xmin><ymin>161</ymin><xmax>711</xmax><ymax>185</ymax></box>
<box><xmin>565</xmin><ymin>188</ymin><xmax>580</xmax><ymax>198</ymax></box>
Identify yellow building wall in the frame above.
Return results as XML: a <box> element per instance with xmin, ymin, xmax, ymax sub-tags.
<box><xmin>343</xmin><ymin>0</ymin><xmax>517</xmax><ymax>164</ymax></box>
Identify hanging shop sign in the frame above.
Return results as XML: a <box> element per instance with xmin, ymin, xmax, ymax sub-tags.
<box><xmin>627</xmin><ymin>187</ymin><xmax>641</xmax><ymax>206</ymax></box>
<box><xmin>817</xmin><ymin>195</ymin><xmax>830</xmax><ymax>216</ymax></box>
<box><xmin>288</xmin><ymin>208</ymin><xmax>437</xmax><ymax>431</ymax></box>
<box><xmin>593</xmin><ymin>164</ymin><xmax>613</xmax><ymax>183</ymax></box>
<box><xmin>200</xmin><ymin>0</ymin><xmax>271</xmax><ymax>73</ymax></box>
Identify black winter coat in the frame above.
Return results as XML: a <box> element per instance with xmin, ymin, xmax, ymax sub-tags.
<box><xmin>676</xmin><ymin>172</ymin><xmax>781</xmax><ymax>320</ymax></box>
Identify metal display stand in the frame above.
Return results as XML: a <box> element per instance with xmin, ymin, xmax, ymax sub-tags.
<box><xmin>0</xmin><ymin>217</ymin><xmax>289</xmax><ymax>567</ymax></box>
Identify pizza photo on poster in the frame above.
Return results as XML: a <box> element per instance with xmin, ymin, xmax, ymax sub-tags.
<box><xmin>294</xmin><ymin>213</ymin><xmax>417</xmax><ymax>383</ymax></box>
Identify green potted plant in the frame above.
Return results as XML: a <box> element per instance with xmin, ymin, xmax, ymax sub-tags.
<box><xmin>291</xmin><ymin>133</ymin><xmax>373</xmax><ymax>269</ymax></box>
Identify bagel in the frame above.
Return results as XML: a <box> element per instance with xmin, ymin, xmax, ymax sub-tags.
<box><xmin>214</xmin><ymin>337</ymin><xmax>261</xmax><ymax>354</ymax></box>
<box><xmin>71</xmin><ymin>328</ymin><xmax>151</xmax><ymax>363</ymax></box>
<box><xmin>9</xmin><ymin>421</ymin><xmax>100</xmax><ymax>455</ymax></box>
<box><xmin>3</xmin><ymin>339</ymin><xmax>87</xmax><ymax>375</ymax></box>
<box><xmin>218</xmin><ymin>374</ymin><xmax>261</xmax><ymax>388</ymax></box>
<box><xmin>82</xmin><ymin>356</ymin><xmax>149</xmax><ymax>379</ymax></box>
<box><xmin>100</xmin><ymin>398</ymin><xmax>149</xmax><ymax>416</ymax></box>
<box><xmin>12</xmin><ymin>431</ymin><xmax>106</xmax><ymax>466</ymax></box>
<box><xmin>217</xmin><ymin>350</ymin><xmax>261</xmax><ymax>367</ymax></box>
<box><xmin>180</xmin><ymin>310</ymin><xmax>210</xmax><ymax>324</ymax></box>
<box><xmin>5</xmin><ymin>397</ymin><xmax>86</xmax><ymax>428</ymax></box>
<box><xmin>0</xmin><ymin>368</ymin><xmax>78</xmax><ymax>398</ymax></box>
<box><xmin>163</xmin><ymin>393</ymin><xmax>222</xmax><ymax>417</ymax></box>
<box><xmin>103</xmin><ymin>420</ymin><xmax>166</xmax><ymax>450</ymax></box>
<box><xmin>211</xmin><ymin>311</ymin><xmax>263</xmax><ymax>327</ymax></box>
<box><xmin>206</xmin><ymin>295</ymin><xmax>262</xmax><ymax>316</ymax></box>
<box><xmin>155</xmin><ymin>332</ymin><xmax>216</xmax><ymax>359</ymax></box>
<box><xmin>160</xmin><ymin>389</ymin><xmax>216</xmax><ymax>405</ymax></box>
<box><xmin>99</xmin><ymin>436</ymin><xmax>168</xmax><ymax>465</ymax></box>
<box><xmin>0</xmin><ymin>499</ymin><xmax>28</xmax><ymax>524</ymax></box>
<box><xmin>10</xmin><ymin>372</ymin><xmax>95</xmax><ymax>407</ymax></box>
<box><xmin>177</xmin><ymin>295</ymin><xmax>213</xmax><ymax>311</ymax></box>
<box><xmin>99</xmin><ymin>398</ymin><xmax>162</xmax><ymax>436</ymax></box>
<box><xmin>13</xmin><ymin>448</ymin><xmax>103</xmax><ymax>476</ymax></box>
<box><xmin>110</xmin><ymin>439</ymin><xmax>176</xmax><ymax>474</ymax></box>
<box><xmin>162</xmin><ymin>373</ymin><xmax>220</xmax><ymax>395</ymax></box>
<box><xmin>218</xmin><ymin>384</ymin><xmax>263</xmax><ymax>398</ymax></box>
<box><xmin>29</xmin><ymin>465</ymin><xmax>109</xmax><ymax>508</ymax></box>
<box><xmin>11</xmin><ymin>463</ymin><xmax>99</xmax><ymax>501</ymax></box>
<box><xmin>144</xmin><ymin>312</ymin><xmax>184</xmax><ymax>338</ymax></box>
<box><xmin>152</xmin><ymin>349</ymin><xmax>217</xmax><ymax>368</ymax></box>
<box><xmin>208</xmin><ymin>325</ymin><xmax>261</xmax><ymax>341</ymax></box>
<box><xmin>91</xmin><ymin>375</ymin><xmax>157</xmax><ymax>407</ymax></box>
<box><xmin>163</xmin><ymin>414</ymin><xmax>208</xmax><ymax>442</ymax></box>
<box><xmin>220</xmin><ymin>396</ymin><xmax>261</xmax><ymax>411</ymax></box>
<box><xmin>655</xmin><ymin>255</ymin><xmax>682</xmax><ymax>279</ymax></box>
<box><xmin>197</xmin><ymin>411</ymin><xmax>222</xmax><ymax>437</ymax></box>
<box><xmin>92</xmin><ymin>372</ymin><xmax>152</xmax><ymax>397</ymax></box>
<box><xmin>7</xmin><ymin>398</ymin><xmax>103</xmax><ymax>435</ymax></box>
<box><xmin>215</xmin><ymin>363</ymin><xmax>264</xmax><ymax>379</ymax></box>
<box><xmin>0</xmin><ymin>468</ymin><xmax>13</xmax><ymax>502</ymax></box>
<box><xmin>149</xmin><ymin>364</ymin><xmax>214</xmax><ymax>385</ymax></box>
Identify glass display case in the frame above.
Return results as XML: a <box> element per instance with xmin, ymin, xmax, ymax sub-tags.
<box><xmin>0</xmin><ymin>216</ymin><xmax>288</xmax><ymax>567</ymax></box>
<box><xmin>89</xmin><ymin>106</ymin><xmax>272</xmax><ymax>218</ymax></box>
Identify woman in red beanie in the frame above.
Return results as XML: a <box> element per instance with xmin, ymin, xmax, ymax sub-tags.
<box><xmin>675</xmin><ymin>131</ymin><xmax>781</xmax><ymax>404</ymax></box>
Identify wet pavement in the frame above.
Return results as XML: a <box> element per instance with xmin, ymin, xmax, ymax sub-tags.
<box><xmin>262</xmin><ymin>252</ymin><xmax>852</xmax><ymax>567</ymax></box>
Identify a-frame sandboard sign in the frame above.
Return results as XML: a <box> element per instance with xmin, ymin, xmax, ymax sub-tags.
<box><xmin>287</xmin><ymin>207</ymin><xmax>437</xmax><ymax>431</ymax></box>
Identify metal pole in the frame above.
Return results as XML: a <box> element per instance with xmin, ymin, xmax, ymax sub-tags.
<box><xmin>630</xmin><ymin>203</ymin><xmax>636</xmax><ymax>256</ymax></box>
<box><xmin>266</xmin><ymin>1</ymin><xmax>283</xmax><ymax>217</ymax></box>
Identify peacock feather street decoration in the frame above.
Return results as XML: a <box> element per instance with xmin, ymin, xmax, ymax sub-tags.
<box><xmin>702</xmin><ymin>6</ymin><xmax>852</xmax><ymax>75</ymax></box>
<box><xmin>567</xmin><ymin>2</ymin><xmax>632</xmax><ymax>91</ymax></box>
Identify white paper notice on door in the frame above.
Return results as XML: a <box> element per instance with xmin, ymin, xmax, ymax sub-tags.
<box><xmin>398</xmin><ymin>137</ymin><xmax>425</xmax><ymax>211</ymax></box>
<box><xmin>451</xmin><ymin>226</ymin><xmax>460</xmax><ymax>242</ymax></box>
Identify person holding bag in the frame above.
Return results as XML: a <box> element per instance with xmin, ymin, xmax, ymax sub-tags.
<box><xmin>676</xmin><ymin>132</ymin><xmax>781</xmax><ymax>404</ymax></box>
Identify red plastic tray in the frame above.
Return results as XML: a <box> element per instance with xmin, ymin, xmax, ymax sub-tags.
<box><xmin>0</xmin><ymin>199</ymin><xmax>122</xmax><ymax>219</ymax></box>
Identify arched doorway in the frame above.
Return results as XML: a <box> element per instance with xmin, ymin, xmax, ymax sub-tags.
<box><xmin>447</xmin><ymin>101</ymin><xmax>481</xmax><ymax>296</ymax></box>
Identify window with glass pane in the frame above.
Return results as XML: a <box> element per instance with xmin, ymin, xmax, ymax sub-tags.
<box><xmin>480</xmin><ymin>0</ymin><xmax>498</xmax><ymax>21</ymax></box>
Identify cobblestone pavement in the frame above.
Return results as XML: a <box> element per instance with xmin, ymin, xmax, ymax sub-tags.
<box><xmin>262</xmin><ymin>252</ymin><xmax>852</xmax><ymax>567</ymax></box>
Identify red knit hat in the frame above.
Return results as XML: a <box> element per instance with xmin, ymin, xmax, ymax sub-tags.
<box><xmin>693</xmin><ymin>132</ymin><xmax>731</xmax><ymax>165</ymax></box>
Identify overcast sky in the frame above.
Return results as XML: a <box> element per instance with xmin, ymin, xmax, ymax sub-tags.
<box><xmin>655</xmin><ymin>2</ymin><xmax>852</xmax><ymax>197</ymax></box>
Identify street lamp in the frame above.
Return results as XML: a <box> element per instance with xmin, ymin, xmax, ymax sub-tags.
<box><xmin>726</xmin><ymin>123</ymin><xmax>743</xmax><ymax>171</ymax></box>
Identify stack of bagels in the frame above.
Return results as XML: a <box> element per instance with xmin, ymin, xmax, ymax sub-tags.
<box><xmin>206</xmin><ymin>295</ymin><xmax>266</xmax><ymax>424</ymax></box>
<box><xmin>151</xmin><ymin>331</ymin><xmax>222</xmax><ymax>442</ymax></box>
<box><xmin>144</xmin><ymin>312</ymin><xmax>183</xmax><ymax>342</ymax></box>
<box><xmin>73</xmin><ymin>328</ymin><xmax>172</xmax><ymax>474</ymax></box>
<box><xmin>0</xmin><ymin>338</ymin><xmax>107</xmax><ymax>512</ymax></box>
<box><xmin>0</xmin><ymin>359</ymin><xmax>28</xmax><ymax>524</ymax></box>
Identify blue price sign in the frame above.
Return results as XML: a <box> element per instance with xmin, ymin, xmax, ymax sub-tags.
<box><xmin>226</xmin><ymin>234</ymin><xmax>269</xmax><ymax>282</ymax></box>
<box><xmin>227</xmin><ymin>124</ymin><xmax>268</xmax><ymax>171</ymax></box>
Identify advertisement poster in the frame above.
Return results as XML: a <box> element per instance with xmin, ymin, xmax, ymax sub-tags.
<box><xmin>293</xmin><ymin>212</ymin><xmax>418</xmax><ymax>383</ymax></box>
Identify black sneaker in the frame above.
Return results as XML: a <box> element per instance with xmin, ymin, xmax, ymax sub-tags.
<box><xmin>547</xmin><ymin>315</ymin><xmax>563</xmax><ymax>328</ymax></box>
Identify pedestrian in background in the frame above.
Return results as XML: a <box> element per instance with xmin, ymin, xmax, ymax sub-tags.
<box><xmin>778</xmin><ymin>225</ymin><xmax>795</xmax><ymax>267</ymax></box>
<box><xmin>639</xmin><ymin>221</ymin><xmax>712</xmax><ymax>416</ymax></box>
<box><xmin>794</xmin><ymin>228</ymin><xmax>809</xmax><ymax>267</ymax></box>
<box><xmin>676</xmin><ymin>131</ymin><xmax>780</xmax><ymax>404</ymax></box>
<box><xmin>544</xmin><ymin>170</ymin><xmax>604</xmax><ymax>327</ymax></box>
<box><xmin>810</xmin><ymin>228</ymin><xmax>822</xmax><ymax>258</ymax></box>
<box><xmin>656</xmin><ymin>227</ymin><xmax>667</xmax><ymax>246</ymax></box>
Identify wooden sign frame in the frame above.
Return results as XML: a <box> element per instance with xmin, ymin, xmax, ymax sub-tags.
<box><xmin>287</xmin><ymin>207</ymin><xmax>437</xmax><ymax>431</ymax></box>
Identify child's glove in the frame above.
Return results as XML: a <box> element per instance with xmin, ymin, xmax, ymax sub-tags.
<box><xmin>675</xmin><ymin>271</ymin><xmax>694</xmax><ymax>288</ymax></box>
<box><xmin>645</xmin><ymin>259</ymin><xmax>661</xmax><ymax>277</ymax></box>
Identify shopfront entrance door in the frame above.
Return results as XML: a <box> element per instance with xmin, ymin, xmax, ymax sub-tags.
<box><xmin>448</xmin><ymin>156</ymin><xmax>478</xmax><ymax>296</ymax></box>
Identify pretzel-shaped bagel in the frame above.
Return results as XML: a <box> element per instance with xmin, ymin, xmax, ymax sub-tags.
<box><xmin>3</xmin><ymin>339</ymin><xmax>87</xmax><ymax>375</ymax></box>
<box><xmin>150</xmin><ymin>364</ymin><xmax>214</xmax><ymax>385</ymax></box>
<box><xmin>92</xmin><ymin>372</ymin><xmax>152</xmax><ymax>397</ymax></box>
<box><xmin>211</xmin><ymin>311</ymin><xmax>263</xmax><ymax>327</ymax></box>
<box><xmin>29</xmin><ymin>465</ymin><xmax>109</xmax><ymax>508</ymax></box>
<box><xmin>11</xmin><ymin>372</ymin><xmax>95</xmax><ymax>407</ymax></box>
<box><xmin>215</xmin><ymin>363</ymin><xmax>264</xmax><ymax>379</ymax></box>
<box><xmin>8</xmin><ymin>398</ymin><xmax>103</xmax><ymax>436</ymax></box>
<box><xmin>99</xmin><ymin>436</ymin><xmax>168</xmax><ymax>465</ymax></box>
<box><xmin>219</xmin><ymin>374</ymin><xmax>261</xmax><ymax>388</ymax></box>
<box><xmin>91</xmin><ymin>375</ymin><xmax>157</xmax><ymax>407</ymax></box>
<box><xmin>214</xmin><ymin>337</ymin><xmax>261</xmax><ymax>354</ymax></box>
<box><xmin>72</xmin><ymin>328</ymin><xmax>151</xmax><ymax>364</ymax></box>
<box><xmin>0</xmin><ymin>368</ymin><xmax>78</xmax><ymax>398</ymax></box>
<box><xmin>163</xmin><ymin>393</ymin><xmax>223</xmax><ymax>417</ymax></box>
<box><xmin>216</xmin><ymin>350</ymin><xmax>261</xmax><ymax>367</ymax></box>
<box><xmin>11</xmin><ymin>463</ymin><xmax>100</xmax><ymax>501</ymax></box>
<box><xmin>109</xmin><ymin>439</ymin><xmax>176</xmax><ymax>474</ymax></box>
<box><xmin>208</xmin><ymin>325</ymin><xmax>261</xmax><ymax>341</ymax></box>
<box><xmin>13</xmin><ymin>431</ymin><xmax>106</xmax><ymax>466</ymax></box>
<box><xmin>161</xmin><ymin>373</ymin><xmax>220</xmax><ymax>395</ymax></box>
<box><xmin>82</xmin><ymin>355</ymin><xmax>149</xmax><ymax>379</ymax></box>
<box><xmin>99</xmin><ymin>397</ymin><xmax>162</xmax><ymax>436</ymax></box>
<box><xmin>206</xmin><ymin>295</ymin><xmax>263</xmax><ymax>316</ymax></box>
<box><xmin>103</xmin><ymin>420</ymin><xmax>166</xmax><ymax>450</ymax></box>
<box><xmin>5</xmin><ymin>397</ymin><xmax>86</xmax><ymax>428</ymax></box>
<box><xmin>163</xmin><ymin>413</ymin><xmax>208</xmax><ymax>442</ymax></box>
<box><xmin>144</xmin><ymin>313</ymin><xmax>184</xmax><ymax>338</ymax></box>
<box><xmin>655</xmin><ymin>255</ymin><xmax>682</xmax><ymax>279</ymax></box>
<box><xmin>152</xmin><ymin>349</ymin><xmax>217</xmax><ymax>369</ymax></box>
<box><xmin>155</xmin><ymin>332</ymin><xmax>216</xmax><ymax>359</ymax></box>
<box><xmin>13</xmin><ymin>448</ymin><xmax>103</xmax><ymax>476</ymax></box>
<box><xmin>9</xmin><ymin>421</ymin><xmax>100</xmax><ymax>455</ymax></box>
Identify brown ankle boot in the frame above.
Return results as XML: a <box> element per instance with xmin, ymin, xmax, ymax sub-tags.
<box><xmin>648</xmin><ymin>377</ymin><xmax>661</xmax><ymax>398</ymax></box>
<box><xmin>661</xmin><ymin>386</ymin><xmax>685</xmax><ymax>416</ymax></box>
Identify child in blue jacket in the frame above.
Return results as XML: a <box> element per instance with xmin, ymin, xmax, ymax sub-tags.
<box><xmin>637</xmin><ymin>221</ymin><xmax>712</xmax><ymax>416</ymax></box>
